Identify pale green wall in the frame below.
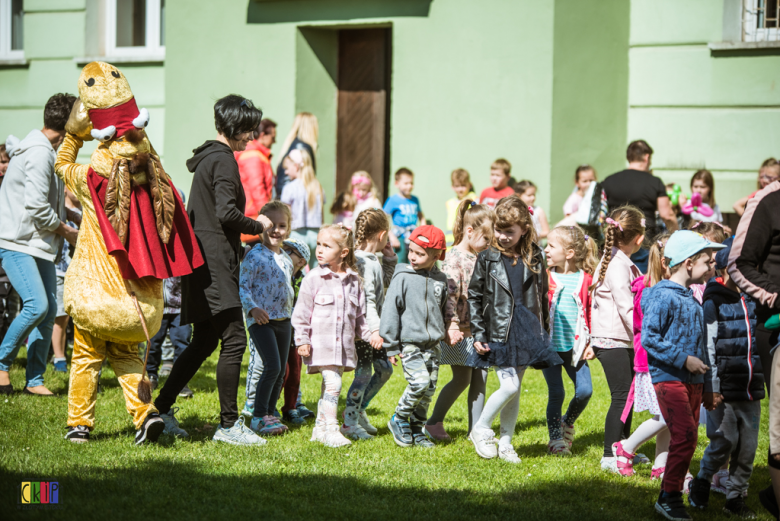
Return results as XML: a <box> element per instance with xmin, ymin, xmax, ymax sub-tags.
<box><xmin>0</xmin><ymin>0</ymin><xmax>165</xmax><ymax>166</ymax></box>
<box><xmin>628</xmin><ymin>0</ymin><xmax>780</xmax><ymax>212</ymax></box>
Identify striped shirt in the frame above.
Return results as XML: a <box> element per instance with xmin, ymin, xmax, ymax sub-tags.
<box><xmin>552</xmin><ymin>272</ymin><xmax>581</xmax><ymax>352</ymax></box>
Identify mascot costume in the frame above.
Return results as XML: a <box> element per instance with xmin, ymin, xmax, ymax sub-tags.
<box><xmin>55</xmin><ymin>62</ymin><xmax>203</xmax><ymax>444</ymax></box>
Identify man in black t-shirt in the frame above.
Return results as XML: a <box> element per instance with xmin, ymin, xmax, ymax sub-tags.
<box><xmin>601</xmin><ymin>140</ymin><xmax>678</xmax><ymax>272</ymax></box>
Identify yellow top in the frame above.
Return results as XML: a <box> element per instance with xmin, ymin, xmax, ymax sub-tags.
<box><xmin>55</xmin><ymin>133</ymin><xmax>162</xmax><ymax>344</ymax></box>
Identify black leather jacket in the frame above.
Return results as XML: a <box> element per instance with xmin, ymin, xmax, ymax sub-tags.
<box><xmin>467</xmin><ymin>245</ymin><xmax>549</xmax><ymax>344</ymax></box>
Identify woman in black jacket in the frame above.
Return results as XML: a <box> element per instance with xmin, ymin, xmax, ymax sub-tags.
<box><xmin>154</xmin><ymin>95</ymin><xmax>272</xmax><ymax>446</ymax></box>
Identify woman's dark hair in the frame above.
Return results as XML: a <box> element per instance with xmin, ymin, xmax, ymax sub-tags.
<box><xmin>214</xmin><ymin>95</ymin><xmax>263</xmax><ymax>139</ymax></box>
<box><xmin>43</xmin><ymin>93</ymin><xmax>77</xmax><ymax>131</ymax></box>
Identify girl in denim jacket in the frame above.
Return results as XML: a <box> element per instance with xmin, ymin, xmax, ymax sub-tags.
<box><xmin>292</xmin><ymin>224</ymin><xmax>371</xmax><ymax>448</ymax></box>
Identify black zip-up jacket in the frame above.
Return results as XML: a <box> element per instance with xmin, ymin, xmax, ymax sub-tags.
<box><xmin>468</xmin><ymin>245</ymin><xmax>549</xmax><ymax>344</ymax></box>
<box><xmin>702</xmin><ymin>279</ymin><xmax>764</xmax><ymax>401</ymax></box>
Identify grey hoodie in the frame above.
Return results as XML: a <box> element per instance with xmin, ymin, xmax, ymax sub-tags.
<box><xmin>380</xmin><ymin>263</ymin><xmax>448</xmax><ymax>356</ymax></box>
<box><xmin>0</xmin><ymin>130</ymin><xmax>64</xmax><ymax>262</ymax></box>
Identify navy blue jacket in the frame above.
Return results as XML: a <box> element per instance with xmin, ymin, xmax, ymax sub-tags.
<box><xmin>701</xmin><ymin>279</ymin><xmax>764</xmax><ymax>401</ymax></box>
<box><xmin>641</xmin><ymin>280</ymin><xmax>706</xmax><ymax>384</ymax></box>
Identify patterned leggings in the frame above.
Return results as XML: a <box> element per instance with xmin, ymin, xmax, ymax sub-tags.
<box><xmin>316</xmin><ymin>366</ymin><xmax>345</xmax><ymax>430</ymax></box>
<box><xmin>344</xmin><ymin>340</ymin><xmax>393</xmax><ymax>425</ymax></box>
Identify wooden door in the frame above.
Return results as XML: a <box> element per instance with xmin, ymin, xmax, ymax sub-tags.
<box><xmin>336</xmin><ymin>28</ymin><xmax>391</xmax><ymax>200</ymax></box>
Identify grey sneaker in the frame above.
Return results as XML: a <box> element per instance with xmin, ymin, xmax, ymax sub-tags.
<box><xmin>387</xmin><ymin>414</ymin><xmax>413</xmax><ymax>448</ymax></box>
<box><xmin>212</xmin><ymin>417</ymin><xmax>267</xmax><ymax>446</ymax></box>
<box><xmin>161</xmin><ymin>407</ymin><xmax>189</xmax><ymax>437</ymax></box>
<box><xmin>358</xmin><ymin>410</ymin><xmax>378</xmax><ymax>435</ymax></box>
<box><xmin>412</xmin><ymin>433</ymin><xmax>435</xmax><ymax>448</ymax></box>
<box><xmin>178</xmin><ymin>384</ymin><xmax>194</xmax><ymax>398</ymax></box>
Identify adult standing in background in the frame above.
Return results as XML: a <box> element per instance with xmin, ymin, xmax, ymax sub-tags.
<box><xmin>236</xmin><ymin>118</ymin><xmax>277</xmax><ymax>244</ymax></box>
<box><xmin>154</xmin><ymin>95</ymin><xmax>272</xmax><ymax>446</ymax></box>
<box><xmin>601</xmin><ymin>140</ymin><xmax>677</xmax><ymax>273</ymax></box>
<box><xmin>275</xmin><ymin>112</ymin><xmax>318</xmax><ymax>197</ymax></box>
<box><xmin>727</xmin><ymin>179</ymin><xmax>780</xmax><ymax>517</ymax></box>
<box><xmin>0</xmin><ymin>93</ymin><xmax>78</xmax><ymax>395</ymax></box>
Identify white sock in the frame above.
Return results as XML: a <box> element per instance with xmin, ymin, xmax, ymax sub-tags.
<box><xmin>654</xmin><ymin>425</ymin><xmax>670</xmax><ymax>468</ymax></box>
<box><xmin>474</xmin><ymin>366</ymin><xmax>524</xmax><ymax>448</ymax></box>
<box><xmin>53</xmin><ymin>357</ymin><xmax>66</xmax><ymax>363</ymax></box>
<box><xmin>622</xmin><ymin>414</ymin><xmax>667</xmax><ymax>455</ymax></box>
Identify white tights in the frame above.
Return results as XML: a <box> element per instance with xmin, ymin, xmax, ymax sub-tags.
<box><xmin>474</xmin><ymin>366</ymin><xmax>526</xmax><ymax>448</ymax></box>
<box><xmin>622</xmin><ymin>414</ymin><xmax>670</xmax><ymax>468</ymax></box>
<box><xmin>316</xmin><ymin>366</ymin><xmax>344</xmax><ymax>430</ymax></box>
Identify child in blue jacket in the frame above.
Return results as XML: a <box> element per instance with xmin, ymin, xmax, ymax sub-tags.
<box><xmin>641</xmin><ymin>230</ymin><xmax>725</xmax><ymax>521</ymax></box>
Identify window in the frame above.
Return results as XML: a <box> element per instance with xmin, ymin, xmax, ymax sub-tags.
<box><xmin>106</xmin><ymin>0</ymin><xmax>165</xmax><ymax>60</ymax></box>
<box><xmin>743</xmin><ymin>0</ymin><xmax>780</xmax><ymax>42</ymax></box>
<box><xmin>0</xmin><ymin>0</ymin><xmax>23</xmax><ymax>61</ymax></box>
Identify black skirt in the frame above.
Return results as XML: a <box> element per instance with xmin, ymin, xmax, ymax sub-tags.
<box><xmin>476</xmin><ymin>302</ymin><xmax>562</xmax><ymax>370</ymax></box>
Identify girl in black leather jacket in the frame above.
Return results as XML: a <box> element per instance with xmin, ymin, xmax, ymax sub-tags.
<box><xmin>467</xmin><ymin>196</ymin><xmax>560</xmax><ymax>463</ymax></box>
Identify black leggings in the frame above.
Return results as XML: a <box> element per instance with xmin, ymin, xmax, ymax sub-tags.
<box><xmin>756</xmin><ymin>321</ymin><xmax>780</xmax><ymax>469</ymax></box>
<box><xmin>595</xmin><ymin>347</ymin><xmax>635</xmax><ymax>458</ymax></box>
<box><xmin>155</xmin><ymin>307</ymin><xmax>247</xmax><ymax>428</ymax></box>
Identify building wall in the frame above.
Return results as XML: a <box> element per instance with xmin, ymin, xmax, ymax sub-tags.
<box><xmin>0</xmin><ymin>0</ymin><xmax>165</xmax><ymax>165</ymax></box>
<box><xmin>628</xmin><ymin>0</ymin><xmax>780</xmax><ymax>213</ymax></box>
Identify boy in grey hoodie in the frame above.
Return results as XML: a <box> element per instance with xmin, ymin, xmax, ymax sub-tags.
<box><xmin>381</xmin><ymin>225</ymin><xmax>448</xmax><ymax>448</ymax></box>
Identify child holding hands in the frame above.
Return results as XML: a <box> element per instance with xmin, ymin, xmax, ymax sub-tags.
<box><xmin>642</xmin><ymin>230</ymin><xmax>725</xmax><ymax>520</ymax></box>
<box><xmin>292</xmin><ymin>224</ymin><xmax>371</xmax><ymax>448</ymax></box>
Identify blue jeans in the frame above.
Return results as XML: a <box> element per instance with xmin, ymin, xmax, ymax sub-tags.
<box><xmin>145</xmin><ymin>313</ymin><xmax>192</xmax><ymax>376</ymax></box>
<box><xmin>248</xmin><ymin>320</ymin><xmax>292</xmax><ymax>418</ymax></box>
<box><xmin>542</xmin><ymin>349</ymin><xmax>593</xmax><ymax>440</ymax></box>
<box><xmin>0</xmin><ymin>248</ymin><xmax>57</xmax><ymax>387</ymax></box>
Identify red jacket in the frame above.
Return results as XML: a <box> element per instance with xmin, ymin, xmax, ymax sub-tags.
<box><xmin>235</xmin><ymin>141</ymin><xmax>273</xmax><ymax>242</ymax></box>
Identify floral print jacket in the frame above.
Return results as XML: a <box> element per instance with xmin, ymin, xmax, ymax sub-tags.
<box><xmin>240</xmin><ymin>243</ymin><xmax>294</xmax><ymax>326</ymax></box>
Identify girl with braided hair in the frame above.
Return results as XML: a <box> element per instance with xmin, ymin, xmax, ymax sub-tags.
<box><xmin>292</xmin><ymin>224</ymin><xmax>371</xmax><ymax>447</ymax></box>
<box><xmin>341</xmin><ymin>208</ymin><xmax>398</xmax><ymax>440</ymax></box>
<box><xmin>589</xmin><ymin>205</ymin><xmax>646</xmax><ymax>473</ymax></box>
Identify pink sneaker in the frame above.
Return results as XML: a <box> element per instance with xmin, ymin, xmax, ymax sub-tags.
<box><xmin>612</xmin><ymin>441</ymin><xmax>635</xmax><ymax>476</ymax></box>
<box><xmin>424</xmin><ymin>422</ymin><xmax>451</xmax><ymax>441</ymax></box>
<box><xmin>651</xmin><ymin>466</ymin><xmax>665</xmax><ymax>480</ymax></box>
<box><xmin>712</xmin><ymin>469</ymin><xmax>748</xmax><ymax>498</ymax></box>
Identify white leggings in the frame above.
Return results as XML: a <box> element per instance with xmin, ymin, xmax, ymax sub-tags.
<box><xmin>316</xmin><ymin>366</ymin><xmax>344</xmax><ymax>430</ymax></box>
<box><xmin>474</xmin><ymin>366</ymin><xmax>526</xmax><ymax>448</ymax></box>
<box><xmin>622</xmin><ymin>414</ymin><xmax>670</xmax><ymax>468</ymax></box>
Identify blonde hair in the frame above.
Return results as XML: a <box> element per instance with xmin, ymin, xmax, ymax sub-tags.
<box><xmin>354</xmin><ymin>208</ymin><xmax>391</xmax><ymax>248</ymax></box>
<box><xmin>351</xmin><ymin>171</ymin><xmax>378</xmax><ymax>200</ymax></box>
<box><xmin>548</xmin><ymin>225</ymin><xmax>599</xmax><ymax>275</ymax></box>
<box><xmin>260</xmin><ymin>200</ymin><xmax>292</xmax><ymax>238</ymax></box>
<box><xmin>280</xmin><ymin>112</ymin><xmax>319</xmax><ymax>158</ymax></box>
<box><xmin>592</xmin><ymin>206</ymin><xmax>645</xmax><ymax>290</ymax></box>
<box><xmin>689</xmin><ymin>221</ymin><xmax>727</xmax><ymax>244</ymax></box>
<box><xmin>287</xmin><ymin>148</ymin><xmax>322</xmax><ymax>208</ymax></box>
<box><xmin>491</xmin><ymin>159</ymin><xmax>511</xmax><ymax>176</ymax></box>
<box><xmin>646</xmin><ymin>232</ymin><xmax>672</xmax><ymax>287</ymax></box>
<box><xmin>452</xmin><ymin>199</ymin><xmax>494</xmax><ymax>246</ymax></box>
<box><xmin>451</xmin><ymin>168</ymin><xmax>473</xmax><ymax>192</ymax></box>
<box><xmin>320</xmin><ymin>224</ymin><xmax>358</xmax><ymax>273</ymax></box>
<box><xmin>494</xmin><ymin>195</ymin><xmax>539</xmax><ymax>271</ymax></box>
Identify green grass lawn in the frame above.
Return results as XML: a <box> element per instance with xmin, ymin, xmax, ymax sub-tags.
<box><xmin>0</xmin><ymin>346</ymin><xmax>774</xmax><ymax>520</ymax></box>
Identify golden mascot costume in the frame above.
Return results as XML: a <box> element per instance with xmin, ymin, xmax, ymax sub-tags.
<box><xmin>55</xmin><ymin>61</ymin><xmax>203</xmax><ymax>444</ymax></box>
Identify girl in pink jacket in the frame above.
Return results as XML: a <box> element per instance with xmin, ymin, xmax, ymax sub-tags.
<box><xmin>590</xmin><ymin>206</ymin><xmax>645</xmax><ymax>473</ymax></box>
<box><xmin>292</xmin><ymin>224</ymin><xmax>371</xmax><ymax>448</ymax></box>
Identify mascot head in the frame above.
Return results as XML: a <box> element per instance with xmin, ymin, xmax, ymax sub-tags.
<box><xmin>68</xmin><ymin>61</ymin><xmax>150</xmax><ymax>143</ymax></box>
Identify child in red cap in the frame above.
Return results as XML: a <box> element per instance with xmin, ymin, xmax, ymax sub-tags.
<box><xmin>380</xmin><ymin>224</ymin><xmax>448</xmax><ymax>448</ymax></box>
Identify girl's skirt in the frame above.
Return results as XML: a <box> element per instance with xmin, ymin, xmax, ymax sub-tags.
<box><xmin>621</xmin><ymin>370</ymin><xmax>661</xmax><ymax>422</ymax></box>
<box><xmin>440</xmin><ymin>336</ymin><xmax>481</xmax><ymax>367</ymax></box>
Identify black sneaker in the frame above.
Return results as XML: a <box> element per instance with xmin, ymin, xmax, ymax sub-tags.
<box><xmin>134</xmin><ymin>413</ymin><xmax>164</xmax><ymax>445</ymax></box>
<box><xmin>149</xmin><ymin>374</ymin><xmax>158</xmax><ymax>392</ymax></box>
<box><xmin>723</xmin><ymin>496</ymin><xmax>757</xmax><ymax>519</ymax></box>
<box><xmin>688</xmin><ymin>477</ymin><xmax>711</xmax><ymax>509</ymax></box>
<box><xmin>759</xmin><ymin>486</ymin><xmax>779</xmax><ymax>518</ymax></box>
<box><xmin>296</xmin><ymin>403</ymin><xmax>315</xmax><ymax>419</ymax></box>
<box><xmin>65</xmin><ymin>425</ymin><xmax>90</xmax><ymax>443</ymax></box>
<box><xmin>178</xmin><ymin>384</ymin><xmax>194</xmax><ymax>398</ymax></box>
<box><xmin>655</xmin><ymin>491</ymin><xmax>692</xmax><ymax>521</ymax></box>
<box><xmin>387</xmin><ymin>414</ymin><xmax>413</xmax><ymax>448</ymax></box>
<box><xmin>283</xmin><ymin>409</ymin><xmax>306</xmax><ymax>425</ymax></box>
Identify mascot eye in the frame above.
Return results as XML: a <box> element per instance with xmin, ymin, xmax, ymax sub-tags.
<box><xmin>111</xmin><ymin>71</ymin><xmax>120</xmax><ymax>78</ymax></box>
<box><xmin>85</xmin><ymin>78</ymin><xmax>95</xmax><ymax>87</ymax></box>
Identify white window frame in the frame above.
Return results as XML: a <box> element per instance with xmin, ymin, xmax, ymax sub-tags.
<box><xmin>0</xmin><ymin>0</ymin><xmax>24</xmax><ymax>61</ymax></box>
<box><xmin>105</xmin><ymin>0</ymin><xmax>165</xmax><ymax>60</ymax></box>
<box><xmin>743</xmin><ymin>0</ymin><xmax>780</xmax><ymax>42</ymax></box>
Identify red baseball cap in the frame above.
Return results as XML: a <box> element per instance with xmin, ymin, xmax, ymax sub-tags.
<box><xmin>409</xmin><ymin>225</ymin><xmax>447</xmax><ymax>260</ymax></box>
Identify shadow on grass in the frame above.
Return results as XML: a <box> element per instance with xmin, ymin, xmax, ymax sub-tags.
<box><xmin>0</xmin><ymin>461</ymin><xmax>674</xmax><ymax>521</ymax></box>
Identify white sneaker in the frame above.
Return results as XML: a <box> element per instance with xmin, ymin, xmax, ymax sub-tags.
<box><xmin>469</xmin><ymin>428</ymin><xmax>498</xmax><ymax>459</ymax></box>
<box><xmin>358</xmin><ymin>410</ymin><xmax>378</xmax><ymax>435</ymax></box>
<box><xmin>341</xmin><ymin>422</ymin><xmax>374</xmax><ymax>440</ymax></box>
<box><xmin>601</xmin><ymin>456</ymin><xmax>620</xmax><ymax>474</ymax></box>
<box><xmin>160</xmin><ymin>407</ymin><xmax>189</xmax><ymax>438</ymax></box>
<box><xmin>319</xmin><ymin>425</ymin><xmax>352</xmax><ymax>448</ymax></box>
<box><xmin>498</xmin><ymin>445</ymin><xmax>522</xmax><ymax>464</ymax></box>
<box><xmin>212</xmin><ymin>417</ymin><xmax>266</xmax><ymax>446</ymax></box>
<box><xmin>548</xmin><ymin>439</ymin><xmax>571</xmax><ymax>456</ymax></box>
<box><xmin>561</xmin><ymin>421</ymin><xmax>575</xmax><ymax>449</ymax></box>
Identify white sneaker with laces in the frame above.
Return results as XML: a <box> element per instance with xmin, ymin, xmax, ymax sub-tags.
<box><xmin>212</xmin><ymin>417</ymin><xmax>266</xmax><ymax>446</ymax></box>
<box><xmin>601</xmin><ymin>456</ymin><xmax>620</xmax><ymax>474</ymax></box>
<box><xmin>470</xmin><ymin>428</ymin><xmax>498</xmax><ymax>459</ymax></box>
<box><xmin>358</xmin><ymin>410</ymin><xmax>378</xmax><ymax>435</ymax></box>
<box><xmin>341</xmin><ymin>422</ymin><xmax>374</xmax><ymax>440</ymax></box>
<box><xmin>498</xmin><ymin>444</ymin><xmax>522</xmax><ymax>464</ymax></box>
<box><xmin>319</xmin><ymin>425</ymin><xmax>352</xmax><ymax>448</ymax></box>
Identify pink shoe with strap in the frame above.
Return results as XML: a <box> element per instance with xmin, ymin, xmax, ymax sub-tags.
<box><xmin>651</xmin><ymin>466</ymin><xmax>665</xmax><ymax>480</ymax></box>
<box><xmin>612</xmin><ymin>441</ymin><xmax>635</xmax><ymax>476</ymax></box>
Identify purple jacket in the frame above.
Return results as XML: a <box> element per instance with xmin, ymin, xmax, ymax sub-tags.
<box><xmin>292</xmin><ymin>266</ymin><xmax>371</xmax><ymax>373</ymax></box>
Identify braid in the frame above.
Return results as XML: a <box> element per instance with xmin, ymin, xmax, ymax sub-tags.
<box><xmin>354</xmin><ymin>217</ymin><xmax>369</xmax><ymax>248</ymax></box>
<box><xmin>353</xmin><ymin>208</ymin><xmax>391</xmax><ymax>250</ymax></box>
<box><xmin>590</xmin><ymin>225</ymin><xmax>615</xmax><ymax>291</ymax></box>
